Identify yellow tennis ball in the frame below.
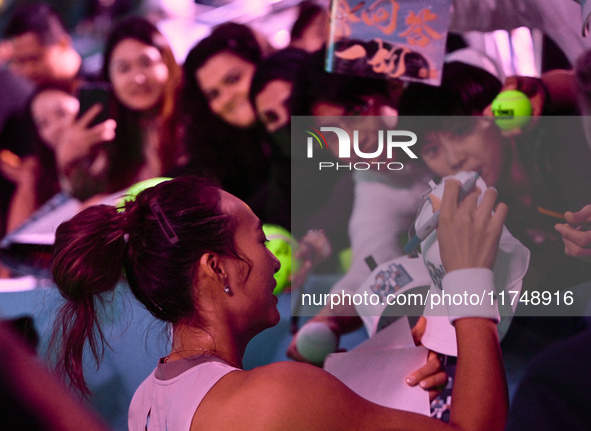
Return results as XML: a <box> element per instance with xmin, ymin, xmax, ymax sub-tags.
<box><xmin>116</xmin><ymin>177</ymin><xmax>172</xmax><ymax>211</ymax></box>
<box><xmin>491</xmin><ymin>90</ymin><xmax>533</xmax><ymax>131</ymax></box>
<box><xmin>339</xmin><ymin>247</ymin><xmax>352</xmax><ymax>273</ymax></box>
<box><xmin>263</xmin><ymin>224</ymin><xmax>297</xmax><ymax>295</ymax></box>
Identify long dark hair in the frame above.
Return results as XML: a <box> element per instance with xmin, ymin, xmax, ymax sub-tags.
<box><xmin>26</xmin><ymin>83</ymin><xmax>74</xmax><ymax>206</ymax></box>
<box><xmin>49</xmin><ymin>177</ymin><xmax>244</xmax><ymax>396</ymax></box>
<box><xmin>183</xmin><ymin>22</ymin><xmax>263</xmax><ymax>120</ymax></box>
<box><xmin>180</xmin><ymin>22</ymin><xmax>270</xmax><ymax>202</ymax></box>
<box><xmin>101</xmin><ymin>16</ymin><xmax>184</xmax><ymax>192</ymax></box>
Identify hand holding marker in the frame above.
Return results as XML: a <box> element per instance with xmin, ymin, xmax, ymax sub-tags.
<box><xmin>404</xmin><ymin>171</ymin><xmax>481</xmax><ymax>254</ymax></box>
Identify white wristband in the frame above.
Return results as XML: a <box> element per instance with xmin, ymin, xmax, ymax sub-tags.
<box><xmin>441</xmin><ymin>268</ymin><xmax>500</xmax><ymax>324</ymax></box>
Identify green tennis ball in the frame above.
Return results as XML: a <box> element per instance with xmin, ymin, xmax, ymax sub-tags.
<box><xmin>295</xmin><ymin>322</ymin><xmax>338</xmax><ymax>363</ymax></box>
<box><xmin>263</xmin><ymin>224</ymin><xmax>297</xmax><ymax>295</ymax></box>
<box><xmin>339</xmin><ymin>247</ymin><xmax>352</xmax><ymax>273</ymax></box>
<box><xmin>491</xmin><ymin>90</ymin><xmax>533</xmax><ymax>131</ymax></box>
<box><xmin>116</xmin><ymin>177</ymin><xmax>172</xmax><ymax>211</ymax></box>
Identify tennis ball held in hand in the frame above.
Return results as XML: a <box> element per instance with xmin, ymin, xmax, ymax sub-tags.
<box><xmin>295</xmin><ymin>321</ymin><xmax>338</xmax><ymax>364</ymax></box>
<box><xmin>491</xmin><ymin>90</ymin><xmax>532</xmax><ymax>131</ymax></box>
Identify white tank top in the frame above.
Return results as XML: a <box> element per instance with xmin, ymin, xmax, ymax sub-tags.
<box><xmin>128</xmin><ymin>359</ymin><xmax>240</xmax><ymax>431</ymax></box>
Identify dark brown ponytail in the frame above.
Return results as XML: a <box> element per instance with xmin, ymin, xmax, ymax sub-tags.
<box><xmin>50</xmin><ymin>205</ymin><xmax>128</xmax><ymax>397</ymax></box>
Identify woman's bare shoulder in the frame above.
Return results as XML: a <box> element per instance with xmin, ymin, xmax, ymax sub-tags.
<box><xmin>218</xmin><ymin>361</ymin><xmax>339</xmax><ymax>403</ymax></box>
<box><xmin>193</xmin><ymin>361</ymin><xmax>435</xmax><ymax>431</ymax></box>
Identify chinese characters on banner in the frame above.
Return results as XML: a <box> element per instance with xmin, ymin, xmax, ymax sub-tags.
<box><xmin>327</xmin><ymin>0</ymin><xmax>452</xmax><ymax>85</ymax></box>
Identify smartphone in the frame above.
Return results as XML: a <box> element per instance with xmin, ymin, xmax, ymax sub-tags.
<box><xmin>77</xmin><ymin>83</ymin><xmax>114</xmax><ymax>127</ymax></box>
